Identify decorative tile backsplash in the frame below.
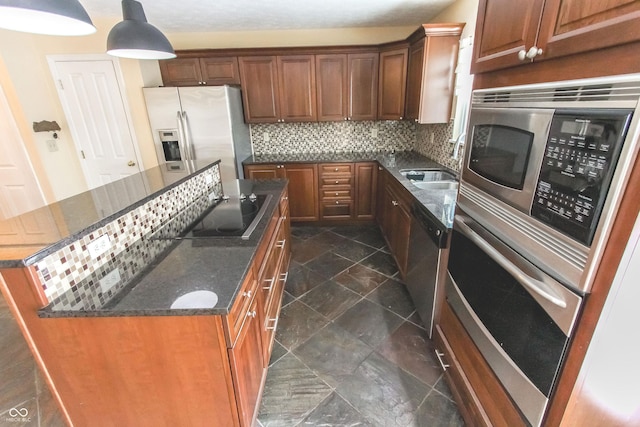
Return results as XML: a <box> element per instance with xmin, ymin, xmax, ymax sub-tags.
<box><xmin>250</xmin><ymin>121</ymin><xmax>416</xmax><ymax>154</ymax></box>
<box><xmin>36</xmin><ymin>164</ymin><xmax>223</xmax><ymax>310</ymax></box>
<box><xmin>415</xmin><ymin>121</ymin><xmax>465</xmax><ymax>171</ymax></box>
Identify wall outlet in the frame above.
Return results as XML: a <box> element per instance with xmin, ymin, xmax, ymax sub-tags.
<box><xmin>371</xmin><ymin>127</ymin><xmax>379</xmax><ymax>138</ymax></box>
<box><xmin>205</xmin><ymin>173</ymin><xmax>213</xmax><ymax>185</ymax></box>
<box><xmin>429</xmin><ymin>132</ymin><xmax>435</xmax><ymax>145</ymax></box>
<box><xmin>263</xmin><ymin>132</ymin><xmax>270</xmax><ymax>142</ymax></box>
<box><xmin>88</xmin><ymin>234</ymin><xmax>111</xmax><ymax>259</ymax></box>
<box><xmin>46</xmin><ymin>140</ymin><xmax>59</xmax><ymax>152</ymax></box>
<box><xmin>100</xmin><ymin>268</ymin><xmax>121</xmax><ymax>294</ymax></box>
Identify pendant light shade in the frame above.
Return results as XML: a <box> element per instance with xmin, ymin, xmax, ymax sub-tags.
<box><xmin>0</xmin><ymin>0</ymin><xmax>96</xmax><ymax>36</ymax></box>
<box><xmin>107</xmin><ymin>0</ymin><xmax>176</xmax><ymax>60</ymax></box>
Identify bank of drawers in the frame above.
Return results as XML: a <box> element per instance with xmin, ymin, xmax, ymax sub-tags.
<box><xmin>319</xmin><ymin>163</ymin><xmax>353</xmax><ymax>220</ymax></box>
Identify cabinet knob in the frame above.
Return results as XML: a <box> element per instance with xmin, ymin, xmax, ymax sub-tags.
<box><xmin>399</xmin><ymin>116</ymin><xmax>403</xmax><ymax>120</ymax></box>
<box><xmin>202</xmin><ymin>81</ymin><xmax>207</xmax><ymax>85</ymax></box>
<box><xmin>335</xmin><ymin>192</ymin><xmax>339</xmax><ymax>196</ymax></box>
<box><xmin>392</xmin><ymin>200</ymin><xmax>399</xmax><ymax>206</ymax></box>
<box><xmin>344</xmin><ymin>117</ymin><xmax>348</xmax><ymax>121</ymax></box>
<box><xmin>519</xmin><ymin>46</ymin><xmax>543</xmax><ymax>61</ymax></box>
<box><xmin>335</xmin><ymin>200</ymin><xmax>340</xmax><ymax>204</ymax></box>
<box><xmin>335</xmin><ymin>180</ymin><xmax>339</xmax><ymax>184</ymax></box>
<box><xmin>335</xmin><ymin>167</ymin><xmax>339</xmax><ymax>171</ymax></box>
<box><xmin>247</xmin><ymin>310</ymin><xmax>257</xmax><ymax>318</ymax></box>
<box><xmin>242</xmin><ymin>290</ymin><xmax>252</xmax><ymax>298</ymax></box>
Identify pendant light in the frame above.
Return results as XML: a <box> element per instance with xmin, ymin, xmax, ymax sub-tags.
<box><xmin>0</xmin><ymin>0</ymin><xmax>96</xmax><ymax>36</ymax></box>
<box><xmin>107</xmin><ymin>0</ymin><xmax>176</xmax><ymax>60</ymax></box>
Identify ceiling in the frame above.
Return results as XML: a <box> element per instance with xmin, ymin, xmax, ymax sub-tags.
<box><xmin>80</xmin><ymin>0</ymin><xmax>456</xmax><ymax>33</ymax></box>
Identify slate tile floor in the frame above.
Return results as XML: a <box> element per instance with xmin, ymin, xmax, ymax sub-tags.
<box><xmin>257</xmin><ymin>225</ymin><xmax>464</xmax><ymax>427</ymax></box>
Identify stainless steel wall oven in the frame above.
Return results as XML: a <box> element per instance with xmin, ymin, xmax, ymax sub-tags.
<box><xmin>447</xmin><ymin>74</ymin><xmax>640</xmax><ymax>426</ymax></box>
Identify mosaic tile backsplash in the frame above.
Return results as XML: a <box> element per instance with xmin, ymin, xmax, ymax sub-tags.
<box><xmin>415</xmin><ymin>120</ymin><xmax>465</xmax><ymax>172</ymax></box>
<box><xmin>250</xmin><ymin>120</ymin><xmax>416</xmax><ymax>154</ymax></box>
<box><xmin>35</xmin><ymin>164</ymin><xmax>223</xmax><ymax>311</ymax></box>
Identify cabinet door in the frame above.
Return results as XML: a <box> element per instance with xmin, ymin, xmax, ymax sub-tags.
<box><xmin>348</xmin><ymin>53</ymin><xmax>379</xmax><ymax>121</ymax></box>
<box><xmin>159</xmin><ymin>58</ymin><xmax>203</xmax><ymax>86</ymax></box>
<box><xmin>405</xmin><ymin>40</ymin><xmax>424</xmax><ymax>121</ymax></box>
<box><xmin>376</xmin><ymin>166</ymin><xmax>387</xmax><ymax>227</ymax></box>
<box><xmin>355</xmin><ymin>162</ymin><xmax>378</xmax><ymax>220</ymax></box>
<box><xmin>277</xmin><ymin>55</ymin><xmax>317</xmax><ymax>122</ymax></box>
<box><xmin>316</xmin><ymin>54</ymin><xmax>348</xmax><ymax>121</ymax></box>
<box><xmin>228</xmin><ymin>295</ymin><xmax>265</xmax><ymax>427</ymax></box>
<box><xmin>471</xmin><ymin>0</ymin><xmax>545</xmax><ymax>73</ymax></box>
<box><xmin>284</xmin><ymin>164</ymin><xmax>319</xmax><ymax>222</ymax></box>
<box><xmin>238</xmin><ymin>56</ymin><xmax>280</xmax><ymax>123</ymax></box>
<box><xmin>244</xmin><ymin>164</ymin><xmax>285</xmax><ymax>180</ymax></box>
<box><xmin>537</xmin><ymin>0</ymin><xmax>640</xmax><ymax>61</ymax></box>
<box><xmin>200</xmin><ymin>57</ymin><xmax>240</xmax><ymax>85</ymax></box>
<box><xmin>378</xmin><ymin>48</ymin><xmax>408</xmax><ymax>120</ymax></box>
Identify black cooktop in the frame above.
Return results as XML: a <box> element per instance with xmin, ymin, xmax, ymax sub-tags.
<box><xmin>187</xmin><ymin>194</ymin><xmax>269</xmax><ymax>239</ymax></box>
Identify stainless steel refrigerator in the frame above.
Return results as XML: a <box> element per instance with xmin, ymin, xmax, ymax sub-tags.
<box><xmin>142</xmin><ymin>85</ymin><xmax>252</xmax><ymax>185</ymax></box>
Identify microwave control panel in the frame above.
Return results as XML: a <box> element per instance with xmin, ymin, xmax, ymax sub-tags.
<box><xmin>532</xmin><ymin>109</ymin><xmax>633</xmax><ymax>246</ymax></box>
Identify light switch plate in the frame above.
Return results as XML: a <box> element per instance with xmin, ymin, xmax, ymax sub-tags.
<box><xmin>371</xmin><ymin>128</ymin><xmax>378</xmax><ymax>138</ymax></box>
<box><xmin>100</xmin><ymin>268</ymin><xmax>121</xmax><ymax>294</ymax></box>
<box><xmin>88</xmin><ymin>234</ymin><xmax>111</xmax><ymax>259</ymax></box>
<box><xmin>46</xmin><ymin>140</ymin><xmax>59</xmax><ymax>152</ymax></box>
<box><xmin>263</xmin><ymin>132</ymin><xmax>270</xmax><ymax>142</ymax></box>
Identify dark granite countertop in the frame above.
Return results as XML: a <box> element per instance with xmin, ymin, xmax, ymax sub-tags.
<box><xmin>245</xmin><ymin>150</ymin><xmax>458</xmax><ymax>229</ymax></box>
<box><xmin>0</xmin><ymin>160</ymin><xmax>220</xmax><ymax>268</ymax></box>
<box><xmin>40</xmin><ymin>180</ymin><xmax>288</xmax><ymax>317</ymax></box>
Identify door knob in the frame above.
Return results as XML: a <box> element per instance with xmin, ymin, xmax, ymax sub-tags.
<box><xmin>127</xmin><ymin>161</ymin><xmax>136</xmax><ymax>167</ymax></box>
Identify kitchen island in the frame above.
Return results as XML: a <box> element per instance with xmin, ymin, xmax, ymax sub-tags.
<box><xmin>0</xmin><ymin>160</ymin><xmax>291</xmax><ymax>427</ymax></box>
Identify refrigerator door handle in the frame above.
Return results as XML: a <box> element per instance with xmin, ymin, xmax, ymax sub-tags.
<box><xmin>176</xmin><ymin>111</ymin><xmax>188</xmax><ymax>162</ymax></box>
<box><xmin>182</xmin><ymin>111</ymin><xmax>195</xmax><ymax>161</ymax></box>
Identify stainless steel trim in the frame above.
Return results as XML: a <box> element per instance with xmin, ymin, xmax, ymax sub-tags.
<box><xmin>453</xmin><ymin>208</ymin><xmax>582</xmax><ymax>335</ymax></box>
<box><xmin>459</xmin><ymin>183</ymin><xmax>587</xmax><ymax>290</ymax></box>
<box><xmin>446</xmin><ymin>274</ymin><xmax>548</xmax><ymax>427</ymax></box>
<box><xmin>176</xmin><ymin>111</ymin><xmax>187</xmax><ymax>161</ymax></box>
<box><xmin>455</xmin><ymin>216</ymin><xmax>567</xmax><ymax>308</ymax></box>
<box><xmin>241</xmin><ymin>194</ymin><xmax>273</xmax><ymax>240</ymax></box>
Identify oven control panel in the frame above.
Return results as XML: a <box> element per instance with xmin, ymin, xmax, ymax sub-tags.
<box><xmin>532</xmin><ymin>109</ymin><xmax>632</xmax><ymax>246</ymax></box>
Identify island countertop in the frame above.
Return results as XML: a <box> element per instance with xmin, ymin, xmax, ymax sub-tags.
<box><xmin>39</xmin><ymin>179</ymin><xmax>287</xmax><ymax>317</ymax></box>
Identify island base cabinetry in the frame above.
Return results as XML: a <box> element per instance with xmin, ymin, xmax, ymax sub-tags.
<box><xmin>434</xmin><ymin>302</ymin><xmax>526</xmax><ymax>427</ymax></box>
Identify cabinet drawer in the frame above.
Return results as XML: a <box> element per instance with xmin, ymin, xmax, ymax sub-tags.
<box><xmin>320</xmin><ymin>163</ymin><xmax>353</xmax><ymax>175</ymax></box>
<box><xmin>321</xmin><ymin>200</ymin><xmax>353</xmax><ymax>219</ymax></box>
<box><xmin>320</xmin><ymin>177</ymin><xmax>352</xmax><ymax>187</ymax></box>
<box><xmin>321</xmin><ymin>189</ymin><xmax>352</xmax><ymax>199</ymax></box>
<box><xmin>224</xmin><ymin>268</ymin><xmax>258</xmax><ymax>348</ymax></box>
<box><xmin>262</xmin><ymin>254</ymin><xmax>289</xmax><ymax>365</ymax></box>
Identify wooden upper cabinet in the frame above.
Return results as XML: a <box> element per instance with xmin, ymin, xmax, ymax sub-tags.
<box><xmin>471</xmin><ymin>0</ymin><xmax>544</xmax><ymax>74</ymax></box>
<box><xmin>348</xmin><ymin>53</ymin><xmax>379</xmax><ymax>121</ymax></box>
<box><xmin>238</xmin><ymin>56</ymin><xmax>280</xmax><ymax>123</ymax></box>
<box><xmin>277</xmin><ymin>55</ymin><xmax>317</xmax><ymax>122</ymax></box>
<box><xmin>472</xmin><ymin>0</ymin><xmax>640</xmax><ymax>73</ymax></box>
<box><xmin>159</xmin><ymin>58</ymin><xmax>203</xmax><ymax>86</ymax></box>
<box><xmin>160</xmin><ymin>56</ymin><xmax>240</xmax><ymax>86</ymax></box>
<box><xmin>200</xmin><ymin>57</ymin><xmax>240</xmax><ymax>85</ymax></box>
<box><xmin>316</xmin><ymin>54</ymin><xmax>348</xmax><ymax>121</ymax></box>
<box><xmin>378</xmin><ymin>47</ymin><xmax>408</xmax><ymax>120</ymax></box>
<box><xmin>405</xmin><ymin>24</ymin><xmax>464</xmax><ymax>124</ymax></box>
<box><xmin>538</xmin><ymin>0</ymin><xmax>640</xmax><ymax>61</ymax></box>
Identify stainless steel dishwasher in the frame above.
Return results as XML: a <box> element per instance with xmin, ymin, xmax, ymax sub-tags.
<box><xmin>406</xmin><ymin>202</ymin><xmax>449</xmax><ymax>337</ymax></box>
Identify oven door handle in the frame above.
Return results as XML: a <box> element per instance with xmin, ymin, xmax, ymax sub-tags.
<box><xmin>455</xmin><ymin>217</ymin><xmax>568</xmax><ymax>308</ymax></box>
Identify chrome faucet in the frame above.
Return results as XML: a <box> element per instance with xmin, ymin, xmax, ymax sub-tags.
<box><xmin>452</xmin><ymin>132</ymin><xmax>466</xmax><ymax>161</ymax></box>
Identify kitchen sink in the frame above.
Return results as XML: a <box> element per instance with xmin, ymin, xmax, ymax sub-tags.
<box><xmin>412</xmin><ymin>181</ymin><xmax>459</xmax><ymax>191</ymax></box>
<box><xmin>400</xmin><ymin>169</ymin><xmax>457</xmax><ymax>182</ymax></box>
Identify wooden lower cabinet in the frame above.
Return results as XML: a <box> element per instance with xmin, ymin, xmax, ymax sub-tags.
<box><xmin>354</xmin><ymin>162</ymin><xmax>377</xmax><ymax>220</ymax></box>
<box><xmin>379</xmin><ymin>172</ymin><xmax>411</xmax><ymax>278</ymax></box>
<box><xmin>319</xmin><ymin>163</ymin><xmax>354</xmax><ymax>220</ymax></box>
<box><xmin>435</xmin><ymin>302</ymin><xmax>526</xmax><ymax>427</ymax></box>
<box><xmin>245</xmin><ymin>163</ymin><xmax>318</xmax><ymax>222</ymax></box>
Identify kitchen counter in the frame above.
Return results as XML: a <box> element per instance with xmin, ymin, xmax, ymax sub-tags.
<box><xmin>244</xmin><ymin>150</ymin><xmax>458</xmax><ymax>228</ymax></box>
<box><xmin>40</xmin><ymin>179</ymin><xmax>288</xmax><ymax>318</ymax></box>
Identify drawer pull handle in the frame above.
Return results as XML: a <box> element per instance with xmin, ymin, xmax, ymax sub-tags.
<box><xmin>335</xmin><ymin>180</ymin><xmax>339</xmax><ymax>184</ymax></box>
<box><xmin>279</xmin><ymin>272</ymin><xmax>288</xmax><ymax>282</ymax></box>
<box><xmin>242</xmin><ymin>290</ymin><xmax>252</xmax><ymax>298</ymax></box>
<box><xmin>263</xmin><ymin>278</ymin><xmax>275</xmax><ymax>291</ymax></box>
<box><xmin>247</xmin><ymin>310</ymin><xmax>257</xmax><ymax>318</ymax></box>
<box><xmin>266</xmin><ymin>317</ymin><xmax>278</xmax><ymax>331</ymax></box>
<box><xmin>435</xmin><ymin>350</ymin><xmax>450</xmax><ymax>371</ymax></box>
<box><xmin>276</xmin><ymin>239</ymin><xmax>286</xmax><ymax>248</ymax></box>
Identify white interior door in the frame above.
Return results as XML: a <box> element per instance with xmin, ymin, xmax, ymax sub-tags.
<box><xmin>49</xmin><ymin>57</ymin><xmax>142</xmax><ymax>189</ymax></box>
<box><xmin>0</xmin><ymin>83</ymin><xmax>61</xmax><ymax>244</ymax></box>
